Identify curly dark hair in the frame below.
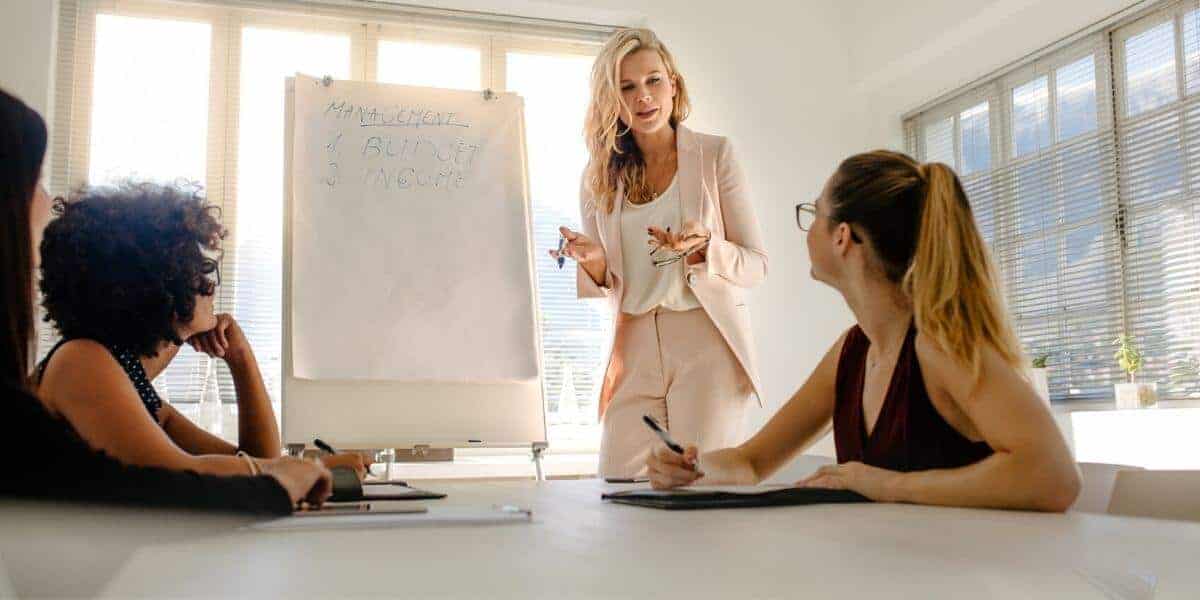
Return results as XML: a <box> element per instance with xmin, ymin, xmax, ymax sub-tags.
<box><xmin>39</xmin><ymin>181</ymin><xmax>226</xmax><ymax>358</ymax></box>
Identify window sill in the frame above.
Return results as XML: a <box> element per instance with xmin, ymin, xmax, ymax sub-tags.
<box><xmin>1052</xmin><ymin>399</ymin><xmax>1200</xmax><ymax>413</ymax></box>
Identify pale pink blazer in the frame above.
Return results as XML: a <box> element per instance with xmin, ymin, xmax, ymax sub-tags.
<box><xmin>577</xmin><ymin>125</ymin><xmax>768</xmax><ymax>417</ymax></box>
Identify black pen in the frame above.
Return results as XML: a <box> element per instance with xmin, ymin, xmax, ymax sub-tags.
<box><xmin>555</xmin><ymin>235</ymin><xmax>566</xmax><ymax>269</ymax></box>
<box><xmin>641</xmin><ymin>415</ymin><xmax>685</xmax><ymax>455</ymax></box>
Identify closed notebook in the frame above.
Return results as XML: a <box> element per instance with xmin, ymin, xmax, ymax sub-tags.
<box><xmin>602</xmin><ymin>485</ymin><xmax>870</xmax><ymax>510</ymax></box>
<box><xmin>329</xmin><ymin>467</ymin><xmax>446</xmax><ymax>502</ymax></box>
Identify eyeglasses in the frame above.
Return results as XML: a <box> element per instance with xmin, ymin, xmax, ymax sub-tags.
<box><xmin>198</xmin><ymin>252</ymin><xmax>223</xmax><ymax>292</ymax></box>
<box><xmin>795</xmin><ymin>202</ymin><xmax>862</xmax><ymax>242</ymax></box>
<box><xmin>795</xmin><ymin>202</ymin><xmax>819</xmax><ymax>232</ymax></box>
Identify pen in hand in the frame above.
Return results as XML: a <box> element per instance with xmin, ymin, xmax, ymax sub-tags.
<box><xmin>313</xmin><ymin>438</ymin><xmax>338</xmax><ymax>455</ymax></box>
<box><xmin>314</xmin><ymin>438</ymin><xmax>373</xmax><ymax>480</ymax></box>
<box><xmin>643</xmin><ymin>415</ymin><xmax>702</xmax><ymax>483</ymax></box>
<box><xmin>555</xmin><ymin>235</ymin><xmax>566</xmax><ymax>269</ymax></box>
<box><xmin>642</xmin><ymin>415</ymin><xmax>685</xmax><ymax>455</ymax></box>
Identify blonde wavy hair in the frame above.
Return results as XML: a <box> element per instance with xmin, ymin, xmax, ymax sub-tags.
<box><xmin>583</xmin><ymin>28</ymin><xmax>691</xmax><ymax>212</ymax></box>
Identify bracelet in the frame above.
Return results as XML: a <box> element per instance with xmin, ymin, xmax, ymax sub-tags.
<box><xmin>236</xmin><ymin>450</ymin><xmax>261</xmax><ymax>476</ymax></box>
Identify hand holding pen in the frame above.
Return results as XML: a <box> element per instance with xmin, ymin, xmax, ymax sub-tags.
<box><xmin>549</xmin><ymin>226</ymin><xmax>603</xmax><ymax>265</ymax></box>
<box><xmin>643</xmin><ymin>415</ymin><xmax>703</xmax><ymax>489</ymax></box>
<box><xmin>313</xmin><ymin>438</ymin><xmax>371</xmax><ymax>480</ymax></box>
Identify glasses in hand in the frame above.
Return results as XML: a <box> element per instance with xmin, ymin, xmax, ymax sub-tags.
<box><xmin>648</xmin><ymin>226</ymin><xmax>710</xmax><ymax>268</ymax></box>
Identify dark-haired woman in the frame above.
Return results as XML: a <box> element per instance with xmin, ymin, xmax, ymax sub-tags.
<box><xmin>35</xmin><ymin>182</ymin><xmax>368</xmax><ymax>478</ymax></box>
<box><xmin>647</xmin><ymin>151</ymin><xmax>1081</xmax><ymax>512</ymax></box>
<box><xmin>0</xmin><ymin>86</ymin><xmax>330</xmax><ymax>512</ymax></box>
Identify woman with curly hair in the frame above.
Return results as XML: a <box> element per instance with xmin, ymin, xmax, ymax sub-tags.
<box><xmin>0</xmin><ymin>86</ymin><xmax>330</xmax><ymax>511</ymax></box>
<box><xmin>35</xmin><ymin>181</ymin><xmax>365</xmax><ymax>477</ymax></box>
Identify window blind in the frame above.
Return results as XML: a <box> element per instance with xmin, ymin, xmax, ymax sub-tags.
<box><xmin>905</xmin><ymin>0</ymin><xmax>1200</xmax><ymax>402</ymax></box>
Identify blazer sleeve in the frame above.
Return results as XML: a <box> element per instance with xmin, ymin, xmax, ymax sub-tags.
<box><xmin>704</xmin><ymin>139</ymin><xmax>768</xmax><ymax>288</ymax></box>
<box><xmin>576</xmin><ymin>175</ymin><xmax>615</xmax><ymax>299</ymax></box>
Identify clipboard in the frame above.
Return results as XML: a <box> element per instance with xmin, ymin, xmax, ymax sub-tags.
<box><xmin>601</xmin><ymin>486</ymin><xmax>870</xmax><ymax>510</ymax></box>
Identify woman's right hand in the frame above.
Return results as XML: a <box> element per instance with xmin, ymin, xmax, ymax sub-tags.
<box><xmin>647</xmin><ymin>444</ymin><xmax>704</xmax><ymax>490</ymax></box>
<box><xmin>549</xmin><ymin>226</ymin><xmax>604</xmax><ymax>267</ymax></box>
<box><xmin>259</xmin><ymin>457</ymin><xmax>333</xmax><ymax>508</ymax></box>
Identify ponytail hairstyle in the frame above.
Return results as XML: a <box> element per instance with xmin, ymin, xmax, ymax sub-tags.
<box><xmin>583</xmin><ymin>28</ymin><xmax>691</xmax><ymax>212</ymax></box>
<box><xmin>828</xmin><ymin>150</ymin><xmax>1023</xmax><ymax>379</ymax></box>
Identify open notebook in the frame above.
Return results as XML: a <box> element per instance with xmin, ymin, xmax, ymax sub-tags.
<box><xmin>602</xmin><ymin>485</ymin><xmax>870</xmax><ymax>510</ymax></box>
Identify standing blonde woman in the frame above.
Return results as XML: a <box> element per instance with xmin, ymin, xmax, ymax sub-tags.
<box><xmin>551</xmin><ymin>29</ymin><xmax>767</xmax><ymax>478</ymax></box>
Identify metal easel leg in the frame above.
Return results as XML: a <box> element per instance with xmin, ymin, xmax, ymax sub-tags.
<box><xmin>531</xmin><ymin>442</ymin><xmax>549</xmax><ymax>482</ymax></box>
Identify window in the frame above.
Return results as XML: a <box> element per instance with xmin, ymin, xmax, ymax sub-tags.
<box><xmin>49</xmin><ymin>0</ymin><xmax>609</xmax><ymax>447</ymax></box>
<box><xmin>506</xmin><ymin>50</ymin><xmax>608</xmax><ymax>448</ymax></box>
<box><xmin>906</xmin><ymin>0</ymin><xmax>1200</xmax><ymax>402</ymax></box>
<box><xmin>376</xmin><ymin>40</ymin><xmax>481</xmax><ymax>90</ymax></box>
<box><xmin>232</xmin><ymin>26</ymin><xmax>352</xmax><ymax>407</ymax></box>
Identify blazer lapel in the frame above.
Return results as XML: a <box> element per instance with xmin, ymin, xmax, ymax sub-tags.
<box><xmin>676</xmin><ymin>124</ymin><xmax>704</xmax><ymax>226</ymax></box>
<box><xmin>603</xmin><ymin>180</ymin><xmax>624</xmax><ymax>289</ymax></box>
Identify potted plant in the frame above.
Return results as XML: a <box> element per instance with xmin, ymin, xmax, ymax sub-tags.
<box><xmin>1027</xmin><ymin>353</ymin><xmax>1051</xmax><ymax>406</ymax></box>
<box><xmin>1113</xmin><ymin>335</ymin><xmax>1157</xmax><ymax>409</ymax></box>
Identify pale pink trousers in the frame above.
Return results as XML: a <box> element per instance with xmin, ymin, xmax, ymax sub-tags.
<box><xmin>598</xmin><ymin>307</ymin><xmax>752</xmax><ymax>479</ymax></box>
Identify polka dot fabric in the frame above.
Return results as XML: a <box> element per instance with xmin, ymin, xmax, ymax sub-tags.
<box><xmin>111</xmin><ymin>347</ymin><xmax>162</xmax><ymax>420</ymax></box>
<box><xmin>37</xmin><ymin>339</ymin><xmax>163</xmax><ymax>422</ymax></box>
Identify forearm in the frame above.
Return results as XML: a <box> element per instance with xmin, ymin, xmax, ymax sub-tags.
<box><xmin>581</xmin><ymin>255</ymin><xmax>608</xmax><ymax>288</ymax></box>
<box><xmin>695</xmin><ymin>447</ymin><xmax>761</xmax><ymax>485</ymax></box>
<box><xmin>225</xmin><ymin>350</ymin><xmax>281</xmax><ymax>458</ymax></box>
<box><xmin>889</xmin><ymin>450</ymin><xmax>1080</xmax><ymax>512</ymax></box>
<box><xmin>126</xmin><ymin>449</ymin><xmax>255</xmax><ymax>477</ymax></box>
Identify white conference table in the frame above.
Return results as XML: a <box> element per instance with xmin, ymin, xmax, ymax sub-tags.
<box><xmin>2</xmin><ymin>478</ymin><xmax>1198</xmax><ymax>598</ymax></box>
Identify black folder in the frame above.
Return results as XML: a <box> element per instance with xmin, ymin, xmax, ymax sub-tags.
<box><xmin>329</xmin><ymin>467</ymin><xmax>446</xmax><ymax>502</ymax></box>
<box><xmin>601</xmin><ymin>486</ymin><xmax>870</xmax><ymax>510</ymax></box>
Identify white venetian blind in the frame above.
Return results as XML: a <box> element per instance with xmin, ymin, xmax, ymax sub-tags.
<box><xmin>1114</xmin><ymin>3</ymin><xmax>1200</xmax><ymax>398</ymax></box>
<box><xmin>47</xmin><ymin>0</ymin><xmax>611</xmax><ymax>446</ymax></box>
<box><xmin>906</xmin><ymin>0</ymin><xmax>1200</xmax><ymax>402</ymax></box>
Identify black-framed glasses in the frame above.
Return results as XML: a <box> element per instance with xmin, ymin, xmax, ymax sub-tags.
<box><xmin>795</xmin><ymin>202</ymin><xmax>819</xmax><ymax>232</ymax></box>
<box><xmin>198</xmin><ymin>252</ymin><xmax>223</xmax><ymax>293</ymax></box>
<box><xmin>795</xmin><ymin>202</ymin><xmax>862</xmax><ymax>242</ymax></box>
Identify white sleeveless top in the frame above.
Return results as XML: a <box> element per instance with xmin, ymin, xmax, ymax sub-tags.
<box><xmin>619</xmin><ymin>175</ymin><xmax>702</xmax><ymax>315</ymax></box>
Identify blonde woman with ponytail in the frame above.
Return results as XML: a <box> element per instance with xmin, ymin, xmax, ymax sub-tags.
<box><xmin>550</xmin><ymin>29</ymin><xmax>767</xmax><ymax>478</ymax></box>
<box><xmin>647</xmin><ymin>150</ymin><xmax>1081</xmax><ymax>512</ymax></box>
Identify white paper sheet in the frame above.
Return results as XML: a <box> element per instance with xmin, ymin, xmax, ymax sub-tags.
<box><xmin>290</xmin><ymin>75</ymin><xmax>538</xmax><ymax>381</ymax></box>
<box><xmin>250</xmin><ymin>506</ymin><xmax>532</xmax><ymax>531</ymax></box>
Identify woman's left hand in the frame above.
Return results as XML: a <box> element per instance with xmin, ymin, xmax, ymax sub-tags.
<box><xmin>648</xmin><ymin>220</ymin><xmax>710</xmax><ymax>265</ymax></box>
<box><xmin>796</xmin><ymin>461</ymin><xmax>901</xmax><ymax>502</ymax></box>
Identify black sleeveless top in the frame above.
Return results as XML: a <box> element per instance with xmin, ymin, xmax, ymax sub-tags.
<box><xmin>833</xmin><ymin>324</ymin><xmax>993</xmax><ymax>472</ymax></box>
<box><xmin>37</xmin><ymin>339</ymin><xmax>164</xmax><ymax>422</ymax></box>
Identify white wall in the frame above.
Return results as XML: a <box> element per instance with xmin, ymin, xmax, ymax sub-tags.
<box><xmin>0</xmin><ymin>0</ymin><xmax>58</xmax><ymax>116</ymax></box>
